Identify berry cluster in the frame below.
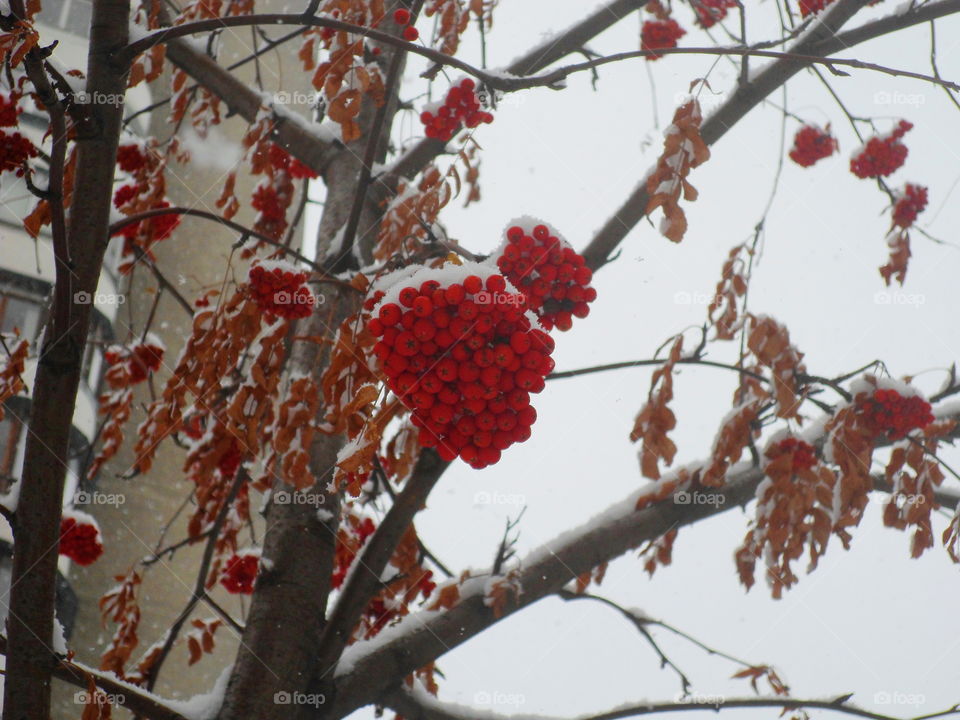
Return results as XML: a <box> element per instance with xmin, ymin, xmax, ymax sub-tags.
<box><xmin>641</xmin><ymin>19</ymin><xmax>686</xmax><ymax>60</ymax></box>
<box><xmin>798</xmin><ymin>0</ymin><xmax>836</xmax><ymax>17</ymax></box>
<box><xmin>268</xmin><ymin>143</ymin><xmax>319</xmax><ymax>180</ymax></box>
<box><xmin>393</xmin><ymin>7</ymin><xmax>419</xmax><ymax>41</ymax></box>
<box><xmin>789</xmin><ymin>125</ymin><xmax>838</xmax><ymax>168</ymax></box>
<box><xmin>366</xmin><ymin>269</ymin><xmax>555</xmax><ymax>469</ymax></box>
<box><xmin>493</xmin><ymin>220</ymin><xmax>596</xmax><ymax>331</ymax></box>
<box><xmin>220</xmin><ymin>550</ymin><xmax>260</xmax><ymax>594</ymax></box>
<box><xmin>0</xmin><ymin>92</ymin><xmax>19</xmax><ymax>127</ymax></box>
<box><xmin>858</xmin><ymin>388</ymin><xmax>934</xmax><ymax>440</ymax></box>
<box><xmin>59</xmin><ymin>511</ymin><xmax>104</xmax><ymax>566</ymax></box>
<box><xmin>0</xmin><ymin>131</ymin><xmax>37</xmax><ymax>176</ymax></box>
<box><xmin>116</xmin><ymin>143</ymin><xmax>148</xmax><ymax>173</ymax></box>
<box><xmin>693</xmin><ymin>0</ymin><xmax>737</xmax><ymax>28</ymax></box>
<box><xmin>104</xmin><ymin>339</ymin><xmax>165</xmax><ymax>384</ymax></box>
<box><xmin>773</xmin><ymin>437</ymin><xmax>818</xmax><ymax>472</ymax></box>
<box><xmin>850</xmin><ymin>121</ymin><xmax>912</xmax><ymax>179</ymax></box>
<box><xmin>892</xmin><ymin>183</ymin><xmax>928</xmax><ymax>229</ymax></box>
<box><xmin>419</xmin><ymin>78</ymin><xmax>493</xmax><ymax>142</ymax></box>
<box><xmin>248</xmin><ymin>262</ymin><xmax>314</xmax><ymax>320</ymax></box>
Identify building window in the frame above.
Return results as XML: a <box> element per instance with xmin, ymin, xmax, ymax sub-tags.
<box><xmin>0</xmin><ymin>292</ymin><xmax>41</xmax><ymax>341</ymax></box>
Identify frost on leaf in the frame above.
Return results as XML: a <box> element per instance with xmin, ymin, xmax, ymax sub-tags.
<box><xmin>99</xmin><ymin>569</ymin><xmax>142</xmax><ymax>678</ymax></box>
<box><xmin>702</xmin><ymin>400</ymin><xmax>762</xmax><ymax>487</ymax></box>
<box><xmin>484</xmin><ymin>570</ymin><xmax>521</xmax><ymax>618</ymax></box>
<box><xmin>630</xmin><ymin>336</ymin><xmax>682</xmax><ymax>479</ymax></box>
<box><xmin>746</xmin><ymin>315</ymin><xmax>806</xmax><ymax>421</ymax></box>
<box><xmin>735</xmin><ymin>438</ymin><xmax>836</xmax><ymax>598</ymax></box>
<box><xmin>645</xmin><ymin>99</ymin><xmax>710</xmax><ymax>243</ymax></box>
<box><xmin>882</xmin><ymin>419</ymin><xmax>955</xmax><ymax>558</ymax></box>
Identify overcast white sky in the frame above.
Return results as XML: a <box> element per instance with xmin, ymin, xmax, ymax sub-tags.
<box><xmin>335</xmin><ymin>3</ymin><xmax>960</xmax><ymax>720</ymax></box>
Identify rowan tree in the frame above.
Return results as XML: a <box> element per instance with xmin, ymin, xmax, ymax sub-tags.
<box><xmin>0</xmin><ymin>1</ymin><xmax>959</xmax><ymax>719</ymax></box>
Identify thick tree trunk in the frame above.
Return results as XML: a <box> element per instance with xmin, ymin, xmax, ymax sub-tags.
<box><xmin>2</xmin><ymin>1</ymin><xmax>129</xmax><ymax>717</ymax></box>
<box><xmin>216</xmin><ymin>41</ymin><xmax>408</xmax><ymax>718</ymax></box>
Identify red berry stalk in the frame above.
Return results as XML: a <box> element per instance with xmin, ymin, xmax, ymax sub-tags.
<box><xmin>59</xmin><ymin>509</ymin><xmax>104</xmax><ymax>566</ymax></box>
<box><xmin>220</xmin><ymin>549</ymin><xmax>261</xmax><ymax>594</ymax></box>
<box><xmin>248</xmin><ymin>260</ymin><xmax>315</xmax><ymax>320</ymax></box>
<box><xmin>490</xmin><ymin>217</ymin><xmax>597</xmax><ymax>332</ymax></box>
<box><xmin>419</xmin><ymin>78</ymin><xmax>494</xmax><ymax>142</ymax></box>
<box><xmin>367</xmin><ymin>264</ymin><xmax>555</xmax><ymax>469</ymax></box>
<box><xmin>789</xmin><ymin>125</ymin><xmax>838</xmax><ymax>168</ymax></box>
<box><xmin>856</xmin><ymin>387</ymin><xmax>934</xmax><ymax>440</ymax></box>
<box><xmin>891</xmin><ymin>183</ymin><xmax>928</xmax><ymax>229</ymax></box>
<box><xmin>641</xmin><ymin>19</ymin><xmax>686</xmax><ymax>60</ymax></box>
<box><xmin>850</xmin><ymin>121</ymin><xmax>913</xmax><ymax>179</ymax></box>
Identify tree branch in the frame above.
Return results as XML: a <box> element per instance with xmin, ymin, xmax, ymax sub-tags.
<box><xmin>384</xmin><ymin>685</ymin><xmax>960</xmax><ymax>720</ymax></box>
<box><xmin>581</xmin><ymin>0</ymin><xmax>960</xmax><ymax>269</ymax></box>
<box><xmin>312</xmin><ymin>447</ymin><xmax>447</xmax><ymax>684</ymax></box>
<box><xmin>329</xmin><ymin>404</ymin><xmax>960</xmax><ymax>716</ymax></box>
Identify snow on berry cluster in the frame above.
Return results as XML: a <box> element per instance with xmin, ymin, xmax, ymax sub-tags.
<box><xmin>365</xmin><ymin>263</ymin><xmax>555</xmax><ymax>469</ymax></box>
<box><xmin>798</xmin><ymin>0</ymin><xmax>836</xmax><ymax>16</ymax></box>
<box><xmin>59</xmin><ymin>509</ymin><xmax>104</xmax><ymax>566</ymax></box>
<box><xmin>788</xmin><ymin>125</ymin><xmax>837</xmax><ymax>168</ymax></box>
<box><xmin>850</xmin><ymin>121</ymin><xmax>912</xmax><ymax>179</ymax></box>
<box><xmin>117</xmin><ymin>142</ymin><xmax>148</xmax><ymax>173</ymax></box>
<box><xmin>856</xmin><ymin>387</ymin><xmax>934</xmax><ymax>440</ymax></box>
<box><xmin>489</xmin><ymin>217</ymin><xmax>597</xmax><ymax>332</ymax></box>
<box><xmin>104</xmin><ymin>335</ymin><xmax>165</xmax><ymax>384</ymax></box>
<box><xmin>891</xmin><ymin>183</ymin><xmax>928</xmax><ymax>229</ymax></box>
<box><xmin>771</xmin><ymin>436</ymin><xmax>818</xmax><ymax>472</ymax></box>
<box><xmin>419</xmin><ymin>78</ymin><xmax>493</xmax><ymax>142</ymax></box>
<box><xmin>248</xmin><ymin>260</ymin><xmax>315</xmax><ymax>320</ymax></box>
<box><xmin>0</xmin><ymin>92</ymin><xmax>37</xmax><ymax>176</ymax></box>
<box><xmin>220</xmin><ymin>548</ymin><xmax>261</xmax><ymax>594</ymax></box>
<box><xmin>641</xmin><ymin>19</ymin><xmax>686</xmax><ymax>60</ymax></box>
<box><xmin>268</xmin><ymin>143</ymin><xmax>319</xmax><ymax>180</ymax></box>
<box><xmin>693</xmin><ymin>0</ymin><xmax>738</xmax><ymax>28</ymax></box>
